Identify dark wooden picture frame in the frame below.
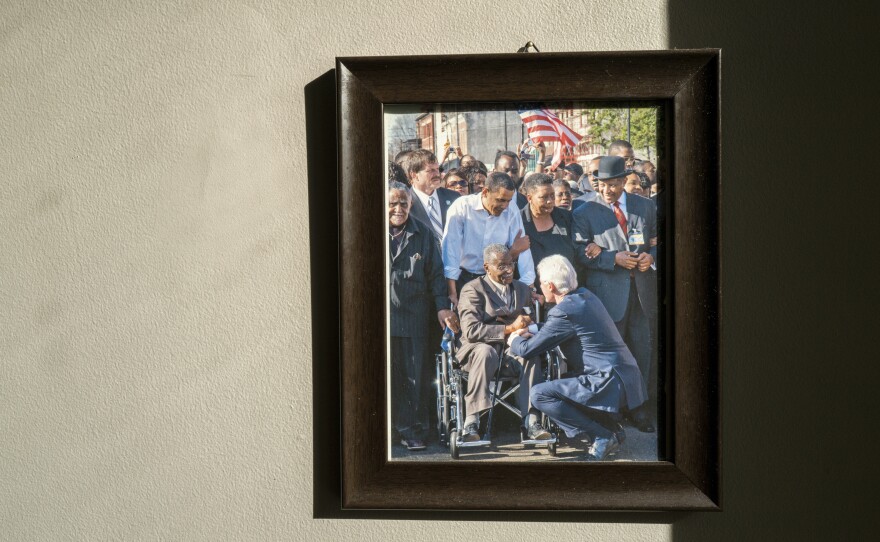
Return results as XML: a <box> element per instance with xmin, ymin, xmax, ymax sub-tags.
<box><xmin>336</xmin><ymin>50</ymin><xmax>720</xmax><ymax>511</ymax></box>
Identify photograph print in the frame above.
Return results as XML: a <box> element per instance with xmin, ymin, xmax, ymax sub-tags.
<box><xmin>385</xmin><ymin>102</ymin><xmax>664</xmax><ymax>463</ymax></box>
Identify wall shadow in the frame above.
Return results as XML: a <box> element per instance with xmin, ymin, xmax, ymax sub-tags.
<box><xmin>668</xmin><ymin>0</ymin><xmax>879</xmax><ymax>540</ymax></box>
<box><xmin>306</xmin><ymin>69</ymin><xmax>344</xmax><ymax>519</ymax></box>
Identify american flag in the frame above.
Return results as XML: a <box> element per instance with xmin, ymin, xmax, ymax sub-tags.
<box><xmin>517</xmin><ymin>107</ymin><xmax>582</xmax><ymax>169</ymax></box>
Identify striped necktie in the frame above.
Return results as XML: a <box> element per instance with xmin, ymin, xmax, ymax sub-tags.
<box><xmin>427</xmin><ymin>197</ymin><xmax>443</xmax><ymax>237</ymax></box>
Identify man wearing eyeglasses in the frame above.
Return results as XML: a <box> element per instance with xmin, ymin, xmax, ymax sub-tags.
<box><xmin>455</xmin><ymin>244</ymin><xmax>548</xmax><ymax>443</ymax></box>
<box><xmin>572</xmin><ymin>156</ymin><xmax>603</xmax><ymax>211</ymax></box>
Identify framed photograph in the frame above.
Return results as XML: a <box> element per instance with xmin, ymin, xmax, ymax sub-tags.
<box><xmin>336</xmin><ymin>50</ymin><xmax>720</xmax><ymax>511</ymax></box>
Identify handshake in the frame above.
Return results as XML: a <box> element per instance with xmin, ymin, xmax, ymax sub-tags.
<box><xmin>503</xmin><ymin>314</ymin><xmax>532</xmax><ymax>337</ymax></box>
<box><xmin>505</xmin><ymin>314</ymin><xmax>539</xmax><ymax>345</ymax></box>
<box><xmin>507</xmin><ymin>326</ymin><xmax>536</xmax><ymax>346</ymax></box>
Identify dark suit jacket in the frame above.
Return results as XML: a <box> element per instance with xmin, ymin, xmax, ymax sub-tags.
<box><xmin>389</xmin><ymin>218</ymin><xmax>448</xmax><ymax>338</ymax></box>
<box><xmin>408</xmin><ymin>187</ymin><xmax>460</xmax><ymax>240</ymax></box>
<box><xmin>509</xmin><ymin>288</ymin><xmax>647</xmax><ymax>411</ymax></box>
<box><xmin>456</xmin><ymin>276</ymin><xmax>533</xmax><ymax>362</ymax></box>
<box><xmin>570</xmin><ymin>190</ymin><xmax>598</xmax><ymax>212</ymax></box>
<box><xmin>570</xmin><ymin>193</ymin><xmax>657</xmax><ymax>322</ymax></box>
<box><xmin>652</xmin><ymin>189</ymin><xmax>664</xmax><ymax>283</ymax></box>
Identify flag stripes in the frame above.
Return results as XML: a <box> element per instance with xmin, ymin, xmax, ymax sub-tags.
<box><xmin>517</xmin><ymin>107</ymin><xmax>582</xmax><ymax>168</ymax></box>
<box><xmin>518</xmin><ymin>108</ymin><xmax>582</xmax><ymax>147</ymax></box>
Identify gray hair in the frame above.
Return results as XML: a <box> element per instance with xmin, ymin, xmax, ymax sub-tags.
<box><xmin>388</xmin><ymin>180</ymin><xmax>411</xmax><ymax>194</ymax></box>
<box><xmin>536</xmin><ymin>255</ymin><xmax>578</xmax><ymax>295</ymax></box>
<box><xmin>483</xmin><ymin>243</ymin><xmax>509</xmax><ymax>263</ymax></box>
<box><xmin>551</xmin><ymin>178</ymin><xmax>570</xmax><ymax>190</ymax></box>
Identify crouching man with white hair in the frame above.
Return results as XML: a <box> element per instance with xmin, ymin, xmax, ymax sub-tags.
<box><xmin>506</xmin><ymin>255</ymin><xmax>649</xmax><ymax>460</ymax></box>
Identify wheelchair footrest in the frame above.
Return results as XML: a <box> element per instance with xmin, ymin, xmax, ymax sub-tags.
<box><xmin>521</xmin><ymin>437</ymin><xmax>557</xmax><ymax>445</ymax></box>
<box><xmin>457</xmin><ymin>440</ymin><xmax>492</xmax><ymax>448</ymax></box>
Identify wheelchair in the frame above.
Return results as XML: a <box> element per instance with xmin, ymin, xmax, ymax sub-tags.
<box><xmin>435</xmin><ymin>300</ymin><xmax>562</xmax><ymax>459</ymax></box>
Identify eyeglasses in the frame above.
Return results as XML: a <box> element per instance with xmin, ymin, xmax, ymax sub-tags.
<box><xmin>447</xmin><ymin>181</ymin><xmax>468</xmax><ymax>188</ymax></box>
<box><xmin>490</xmin><ymin>262</ymin><xmax>514</xmax><ymax>271</ymax></box>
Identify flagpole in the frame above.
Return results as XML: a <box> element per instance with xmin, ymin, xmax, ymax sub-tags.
<box><xmin>503</xmin><ymin>110</ymin><xmax>508</xmax><ymax>150</ymax></box>
<box><xmin>627</xmin><ymin>104</ymin><xmax>631</xmax><ymax>142</ymax></box>
<box><xmin>455</xmin><ymin>104</ymin><xmax>460</xmax><ymax>148</ymax></box>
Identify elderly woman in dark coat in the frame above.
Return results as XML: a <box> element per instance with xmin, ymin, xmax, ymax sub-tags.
<box><xmin>388</xmin><ymin>181</ymin><xmax>459</xmax><ymax>451</ymax></box>
<box><xmin>507</xmin><ymin>255</ymin><xmax>648</xmax><ymax>461</ymax></box>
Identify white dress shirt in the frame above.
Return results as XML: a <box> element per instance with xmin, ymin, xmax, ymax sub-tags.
<box><xmin>441</xmin><ymin>193</ymin><xmax>536</xmax><ymax>285</ymax></box>
<box><xmin>412</xmin><ymin>187</ymin><xmax>442</xmax><ymax>235</ymax></box>
<box><xmin>412</xmin><ymin>186</ymin><xmax>438</xmax><ymax>211</ymax></box>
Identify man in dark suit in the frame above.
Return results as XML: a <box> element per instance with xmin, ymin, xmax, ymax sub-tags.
<box><xmin>508</xmin><ymin>255</ymin><xmax>648</xmax><ymax>460</ymax></box>
<box><xmin>571</xmin><ymin>156</ymin><xmax>602</xmax><ymax>211</ymax></box>
<box><xmin>398</xmin><ymin>149</ymin><xmax>460</xmax><ymax>241</ymax></box>
<box><xmin>456</xmin><ymin>244</ymin><xmax>548</xmax><ymax>442</ymax></box>
<box><xmin>571</xmin><ymin>156</ymin><xmax>658</xmax><ymax>432</ymax></box>
<box><xmin>388</xmin><ymin>182</ymin><xmax>459</xmax><ymax>451</ymax></box>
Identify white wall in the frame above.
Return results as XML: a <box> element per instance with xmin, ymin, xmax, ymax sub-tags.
<box><xmin>1</xmin><ymin>1</ymin><xmax>670</xmax><ymax>539</ymax></box>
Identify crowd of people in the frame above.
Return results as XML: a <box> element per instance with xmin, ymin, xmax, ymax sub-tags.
<box><xmin>387</xmin><ymin>138</ymin><xmax>660</xmax><ymax>461</ymax></box>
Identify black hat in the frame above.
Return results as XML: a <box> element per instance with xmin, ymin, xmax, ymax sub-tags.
<box><xmin>593</xmin><ymin>156</ymin><xmax>632</xmax><ymax>181</ymax></box>
<box><xmin>564</xmin><ymin>162</ymin><xmax>584</xmax><ymax>177</ymax></box>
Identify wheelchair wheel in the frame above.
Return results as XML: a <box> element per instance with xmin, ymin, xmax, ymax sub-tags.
<box><xmin>449</xmin><ymin>430</ymin><xmax>460</xmax><ymax>459</ymax></box>
<box><xmin>435</xmin><ymin>363</ymin><xmax>447</xmax><ymax>445</ymax></box>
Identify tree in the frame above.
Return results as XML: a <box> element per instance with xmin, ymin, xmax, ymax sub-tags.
<box><xmin>386</xmin><ymin>113</ymin><xmax>419</xmax><ymax>158</ymax></box>
<box><xmin>629</xmin><ymin>107</ymin><xmax>658</xmax><ymax>159</ymax></box>
<box><xmin>583</xmin><ymin>108</ymin><xmax>627</xmax><ymax>150</ymax></box>
<box><xmin>581</xmin><ymin>107</ymin><xmax>657</xmax><ymax>158</ymax></box>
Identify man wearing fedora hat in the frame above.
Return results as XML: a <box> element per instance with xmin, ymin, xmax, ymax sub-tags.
<box><xmin>570</xmin><ymin>155</ymin><xmax>658</xmax><ymax>432</ymax></box>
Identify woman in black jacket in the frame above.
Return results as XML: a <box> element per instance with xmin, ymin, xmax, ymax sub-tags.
<box><xmin>519</xmin><ymin>174</ymin><xmax>598</xmax><ymax>290</ymax></box>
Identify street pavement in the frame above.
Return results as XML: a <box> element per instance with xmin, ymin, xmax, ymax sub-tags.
<box><xmin>391</xmin><ymin>417</ymin><xmax>659</xmax><ymax>462</ymax></box>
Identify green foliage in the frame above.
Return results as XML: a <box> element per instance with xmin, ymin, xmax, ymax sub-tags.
<box><xmin>583</xmin><ymin>108</ymin><xmax>626</xmax><ymax>149</ymax></box>
<box><xmin>581</xmin><ymin>107</ymin><xmax>658</xmax><ymax>158</ymax></box>
<box><xmin>629</xmin><ymin>108</ymin><xmax>657</xmax><ymax>155</ymax></box>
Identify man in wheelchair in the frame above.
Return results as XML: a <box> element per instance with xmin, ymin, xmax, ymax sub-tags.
<box><xmin>507</xmin><ymin>255</ymin><xmax>649</xmax><ymax>461</ymax></box>
<box><xmin>455</xmin><ymin>243</ymin><xmax>551</xmax><ymax>443</ymax></box>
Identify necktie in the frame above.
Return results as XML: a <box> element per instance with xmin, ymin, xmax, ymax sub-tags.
<box><xmin>427</xmin><ymin>197</ymin><xmax>443</xmax><ymax>237</ymax></box>
<box><xmin>494</xmin><ymin>284</ymin><xmax>511</xmax><ymax>309</ymax></box>
<box><xmin>613</xmin><ymin>201</ymin><xmax>628</xmax><ymax>240</ymax></box>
